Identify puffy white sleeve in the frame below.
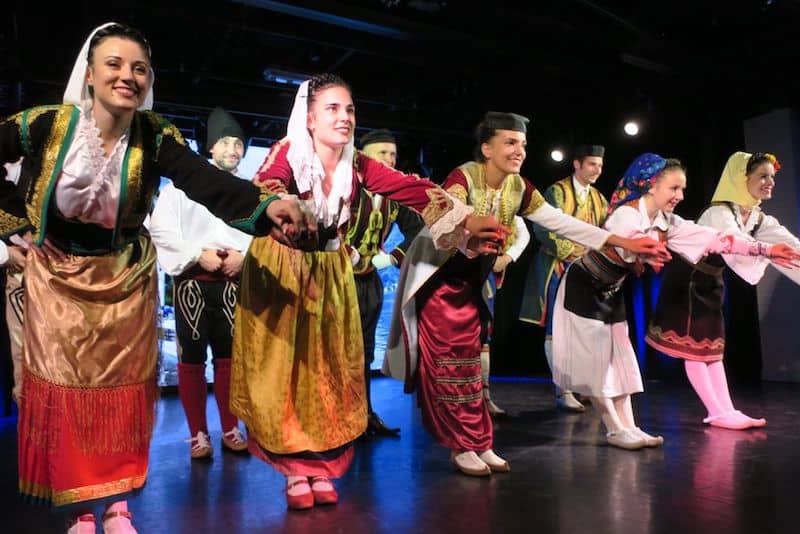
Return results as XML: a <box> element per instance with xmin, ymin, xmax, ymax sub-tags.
<box><xmin>148</xmin><ymin>185</ymin><xmax>203</xmax><ymax>276</ymax></box>
<box><xmin>754</xmin><ymin>213</ymin><xmax>800</xmax><ymax>286</ymax></box>
<box><xmin>505</xmin><ymin>216</ymin><xmax>530</xmax><ymax>261</ymax></box>
<box><xmin>665</xmin><ymin>213</ymin><xmax>734</xmax><ymax>265</ymax></box>
<box><xmin>525</xmin><ymin>201</ymin><xmax>610</xmax><ymax>251</ymax></box>
<box><xmin>700</xmin><ymin>206</ymin><xmax>771</xmax><ymax>285</ymax></box>
<box><xmin>603</xmin><ymin>206</ymin><xmax>645</xmax><ymax>263</ymax></box>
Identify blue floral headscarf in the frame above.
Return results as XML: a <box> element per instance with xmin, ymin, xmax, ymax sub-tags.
<box><xmin>608</xmin><ymin>153</ymin><xmax>667</xmax><ymax>213</ymax></box>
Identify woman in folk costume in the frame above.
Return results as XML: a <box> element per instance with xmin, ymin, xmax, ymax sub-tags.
<box><xmin>0</xmin><ymin>23</ymin><xmax>310</xmax><ymax>534</ymax></box>
<box><xmin>230</xmin><ymin>74</ymin><xmax>508</xmax><ymax>511</ymax></box>
<box><xmin>383</xmin><ymin>114</ymin><xmax>671</xmax><ymax>477</ymax></box>
<box><xmin>647</xmin><ymin>151</ymin><xmax>800</xmax><ymax>430</ymax></box>
<box><xmin>551</xmin><ymin>153</ymin><xmax>799</xmax><ymax>450</ymax></box>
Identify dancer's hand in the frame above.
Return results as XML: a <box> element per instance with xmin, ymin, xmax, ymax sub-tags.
<box><xmin>464</xmin><ymin>215</ymin><xmax>510</xmax><ymax>256</ymax></box>
<box><xmin>492</xmin><ymin>254</ymin><xmax>513</xmax><ymax>273</ymax></box>
<box><xmin>198</xmin><ymin>249</ymin><xmax>223</xmax><ymax>272</ymax></box>
<box><xmin>266</xmin><ymin>197</ymin><xmax>318</xmax><ymax>243</ymax></box>
<box><xmin>608</xmin><ymin>235</ymin><xmax>672</xmax><ymax>262</ymax></box>
<box><xmin>221</xmin><ymin>249</ymin><xmax>245</xmax><ymax>277</ymax></box>
<box><xmin>32</xmin><ymin>237</ymin><xmax>67</xmax><ymax>263</ymax></box>
<box><xmin>768</xmin><ymin>243</ymin><xmax>800</xmax><ymax>268</ymax></box>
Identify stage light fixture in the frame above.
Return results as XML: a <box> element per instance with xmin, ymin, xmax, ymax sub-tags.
<box><xmin>624</xmin><ymin>121</ymin><xmax>640</xmax><ymax>136</ymax></box>
<box><xmin>263</xmin><ymin>68</ymin><xmax>310</xmax><ymax>86</ymax></box>
<box><xmin>550</xmin><ymin>149</ymin><xmax>564</xmax><ymax>162</ymax></box>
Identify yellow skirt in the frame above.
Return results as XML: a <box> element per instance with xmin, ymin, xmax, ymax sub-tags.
<box><xmin>18</xmin><ymin>235</ymin><xmax>158</xmax><ymax>506</ymax></box>
<box><xmin>231</xmin><ymin>236</ymin><xmax>367</xmax><ymax>454</ymax></box>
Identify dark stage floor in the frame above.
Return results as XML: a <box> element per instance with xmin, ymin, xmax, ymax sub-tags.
<box><xmin>3</xmin><ymin>376</ymin><xmax>800</xmax><ymax>534</ymax></box>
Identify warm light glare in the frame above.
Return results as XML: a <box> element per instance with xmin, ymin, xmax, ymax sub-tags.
<box><xmin>550</xmin><ymin>149</ymin><xmax>564</xmax><ymax>162</ymax></box>
<box><xmin>624</xmin><ymin>121</ymin><xmax>640</xmax><ymax>136</ymax></box>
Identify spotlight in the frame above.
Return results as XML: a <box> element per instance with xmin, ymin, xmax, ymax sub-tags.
<box><xmin>624</xmin><ymin>121</ymin><xmax>640</xmax><ymax>136</ymax></box>
<box><xmin>550</xmin><ymin>149</ymin><xmax>564</xmax><ymax>162</ymax></box>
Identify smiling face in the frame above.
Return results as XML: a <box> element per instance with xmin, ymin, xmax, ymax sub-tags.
<box><xmin>363</xmin><ymin>141</ymin><xmax>397</xmax><ymax>168</ymax></box>
<box><xmin>481</xmin><ymin>129</ymin><xmax>527</xmax><ymax>175</ymax></box>
<box><xmin>307</xmin><ymin>84</ymin><xmax>355</xmax><ymax>149</ymax></box>
<box><xmin>746</xmin><ymin>161</ymin><xmax>776</xmax><ymax>201</ymax></box>
<box><xmin>210</xmin><ymin>136</ymin><xmax>245</xmax><ymax>173</ymax></box>
<box><xmin>86</xmin><ymin>36</ymin><xmax>151</xmax><ymax>116</ymax></box>
<box><xmin>648</xmin><ymin>168</ymin><xmax>686</xmax><ymax>213</ymax></box>
<box><xmin>573</xmin><ymin>156</ymin><xmax>603</xmax><ymax>186</ymax></box>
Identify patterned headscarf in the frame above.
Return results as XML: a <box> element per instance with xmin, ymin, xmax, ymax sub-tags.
<box><xmin>608</xmin><ymin>153</ymin><xmax>667</xmax><ymax>213</ymax></box>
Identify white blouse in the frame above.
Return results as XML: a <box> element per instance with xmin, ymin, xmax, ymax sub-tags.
<box><xmin>148</xmin><ymin>180</ymin><xmax>253</xmax><ymax>276</ymax></box>
<box><xmin>55</xmin><ymin>107</ymin><xmax>127</xmax><ymax>229</ymax></box>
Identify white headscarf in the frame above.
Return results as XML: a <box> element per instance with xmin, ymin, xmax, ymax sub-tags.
<box><xmin>285</xmin><ymin>79</ymin><xmax>354</xmax><ymax>228</ymax></box>
<box><xmin>63</xmin><ymin>22</ymin><xmax>154</xmax><ymax>110</ymax></box>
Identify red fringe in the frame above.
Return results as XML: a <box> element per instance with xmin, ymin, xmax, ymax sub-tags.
<box><xmin>20</xmin><ymin>371</ymin><xmax>157</xmax><ymax>456</ymax></box>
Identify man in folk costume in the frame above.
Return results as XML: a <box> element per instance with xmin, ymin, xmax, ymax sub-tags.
<box><xmin>149</xmin><ymin>107</ymin><xmax>252</xmax><ymax>459</ymax></box>
<box><xmin>345</xmin><ymin>128</ymin><xmax>423</xmax><ymax>437</ymax></box>
<box><xmin>519</xmin><ymin>144</ymin><xmax>607</xmax><ymax>411</ymax></box>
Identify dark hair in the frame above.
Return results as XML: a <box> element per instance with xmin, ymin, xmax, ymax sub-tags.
<box><xmin>307</xmin><ymin>73</ymin><xmax>351</xmax><ymax>106</ymax></box>
<box><xmin>472</xmin><ymin>121</ymin><xmax>497</xmax><ymax>162</ymax></box>
<box><xmin>661</xmin><ymin>158</ymin><xmax>685</xmax><ymax>174</ymax></box>
<box><xmin>747</xmin><ymin>152</ymin><xmax>780</xmax><ymax>174</ymax></box>
<box><xmin>87</xmin><ymin>23</ymin><xmax>152</xmax><ymax>66</ymax></box>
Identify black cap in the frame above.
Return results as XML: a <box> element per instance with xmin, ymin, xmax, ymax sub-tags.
<box><xmin>573</xmin><ymin>144</ymin><xmax>605</xmax><ymax>159</ymax></box>
<box><xmin>206</xmin><ymin>107</ymin><xmax>246</xmax><ymax>151</ymax></box>
<box><xmin>360</xmin><ymin>129</ymin><xmax>397</xmax><ymax>148</ymax></box>
<box><xmin>483</xmin><ymin>111</ymin><xmax>530</xmax><ymax>133</ymax></box>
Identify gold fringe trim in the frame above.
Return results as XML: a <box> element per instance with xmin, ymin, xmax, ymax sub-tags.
<box><xmin>433</xmin><ymin>358</ymin><xmax>481</xmax><ymax>367</ymax></box>
<box><xmin>434</xmin><ymin>375</ymin><xmax>483</xmax><ymax>385</ymax></box>
<box><xmin>435</xmin><ymin>392</ymin><xmax>482</xmax><ymax>404</ymax></box>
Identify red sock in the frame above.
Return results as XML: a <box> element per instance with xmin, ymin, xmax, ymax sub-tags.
<box><xmin>213</xmin><ymin>358</ymin><xmax>238</xmax><ymax>432</ymax></box>
<box><xmin>178</xmin><ymin>362</ymin><xmax>208</xmax><ymax>436</ymax></box>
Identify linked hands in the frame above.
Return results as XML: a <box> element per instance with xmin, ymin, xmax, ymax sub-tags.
<box><xmin>265</xmin><ymin>197</ymin><xmax>319</xmax><ymax>250</ymax></box>
<box><xmin>464</xmin><ymin>215</ymin><xmax>512</xmax><ymax>256</ymax></box>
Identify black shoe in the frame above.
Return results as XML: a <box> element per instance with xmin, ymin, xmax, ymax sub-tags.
<box><xmin>367</xmin><ymin>412</ymin><xmax>400</xmax><ymax>437</ymax></box>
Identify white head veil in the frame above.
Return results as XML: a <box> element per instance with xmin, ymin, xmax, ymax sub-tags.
<box><xmin>285</xmin><ymin>79</ymin><xmax>354</xmax><ymax>228</ymax></box>
<box><xmin>63</xmin><ymin>21</ymin><xmax>154</xmax><ymax>110</ymax></box>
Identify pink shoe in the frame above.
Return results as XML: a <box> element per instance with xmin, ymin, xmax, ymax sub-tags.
<box><xmin>285</xmin><ymin>478</ymin><xmax>314</xmax><ymax>510</ymax></box>
<box><xmin>310</xmin><ymin>476</ymin><xmax>339</xmax><ymax>505</ymax></box>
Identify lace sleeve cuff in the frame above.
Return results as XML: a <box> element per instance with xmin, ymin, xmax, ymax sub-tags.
<box><xmin>428</xmin><ymin>195</ymin><xmax>475</xmax><ymax>251</ymax></box>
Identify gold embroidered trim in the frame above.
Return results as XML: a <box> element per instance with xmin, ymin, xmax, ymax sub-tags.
<box><xmin>118</xmin><ymin>114</ymin><xmax>145</xmax><ymax>225</ymax></box>
<box><xmin>27</xmin><ymin>106</ymin><xmax>74</xmax><ymax>237</ymax></box>
<box><xmin>446</xmin><ymin>183</ymin><xmax>468</xmax><ymax>203</ymax></box>
<box><xmin>421</xmin><ymin>187</ymin><xmax>454</xmax><ymax>227</ymax></box>
<box><xmin>435</xmin><ymin>392</ymin><xmax>483</xmax><ymax>404</ymax></box>
<box><xmin>434</xmin><ymin>375</ymin><xmax>483</xmax><ymax>385</ymax></box>
<box><xmin>0</xmin><ymin>209</ymin><xmax>29</xmax><ymax>236</ymax></box>
<box><xmin>433</xmin><ymin>358</ymin><xmax>481</xmax><ymax>367</ymax></box>
<box><xmin>522</xmin><ymin>188</ymin><xmax>546</xmax><ymax>216</ymax></box>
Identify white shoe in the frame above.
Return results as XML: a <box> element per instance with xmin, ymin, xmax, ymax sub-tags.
<box><xmin>450</xmin><ymin>450</ymin><xmax>491</xmax><ymax>476</ymax></box>
<box><xmin>606</xmin><ymin>429</ymin><xmax>647</xmax><ymax>450</ymax></box>
<box><xmin>185</xmin><ymin>430</ymin><xmax>213</xmax><ymax>459</ymax></box>
<box><xmin>102</xmin><ymin>511</ymin><xmax>137</xmax><ymax>534</ymax></box>
<box><xmin>67</xmin><ymin>514</ymin><xmax>95</xmax><ymax>534</ymax></box>
<box><xmin>478</xmin><ymin>449</ymin><xmax>510</xmax><ymax>472</ymax></box>
<box><xmin>631</xmin><ymin>427</ymin><xmax>664</xmax><ymax>447</ymax></box>
<box><xmin>556</xmin><ymin>391</ymin><xmax>585</xmax><ymax>412</ymax></box>
<box><xmin>222</xmin><ymin>427</ymin><xmax>249</xmax><ymax>452</ymax></box>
